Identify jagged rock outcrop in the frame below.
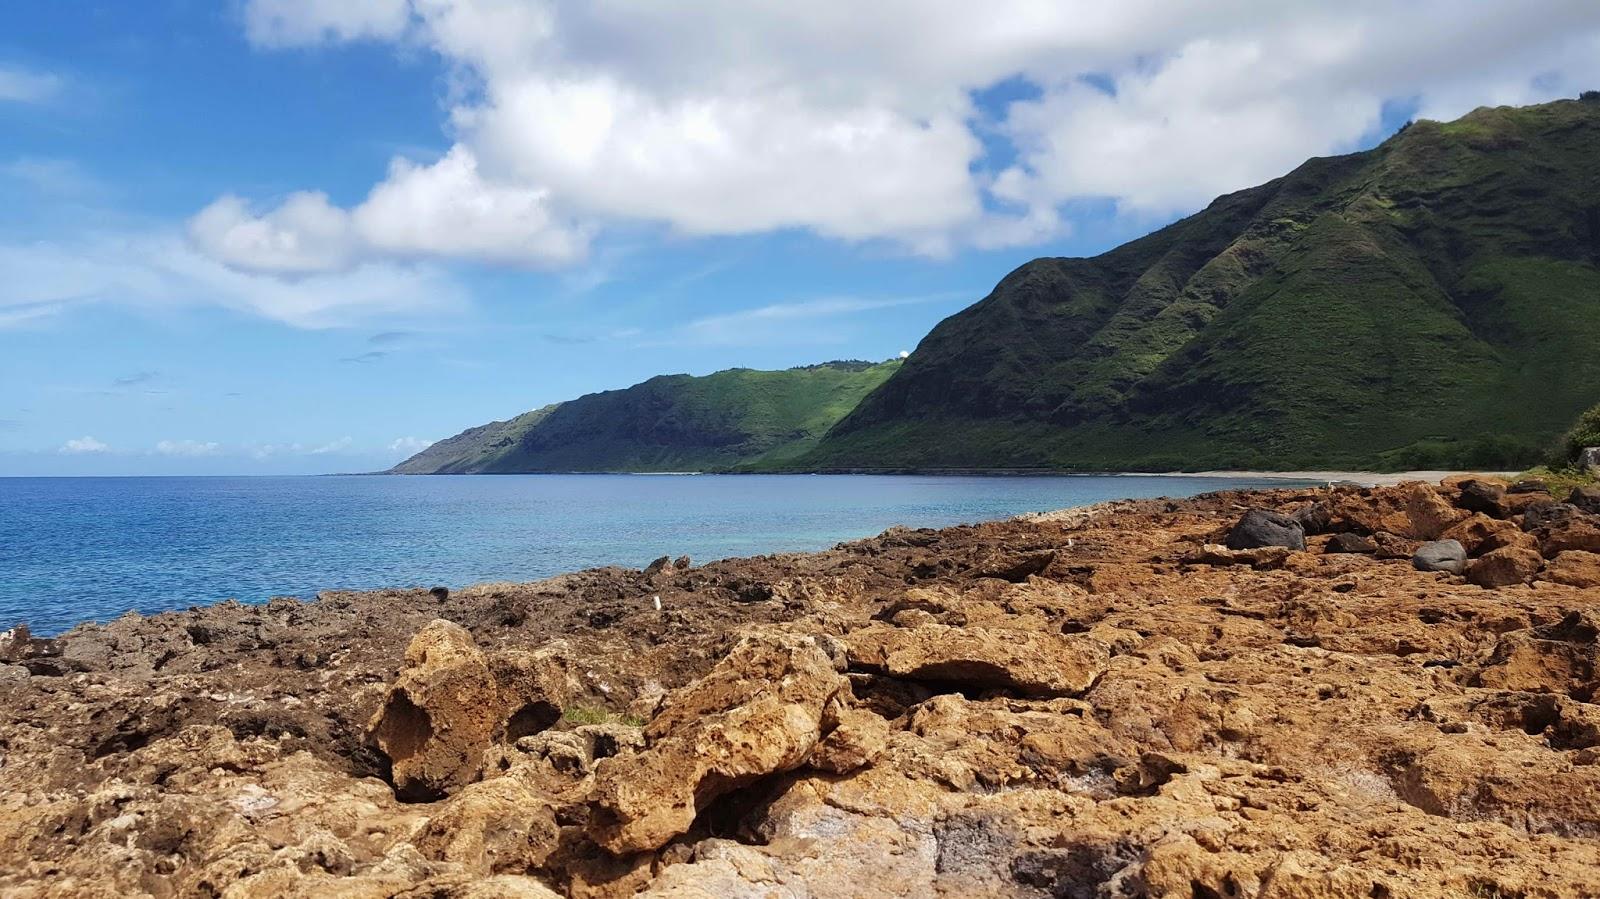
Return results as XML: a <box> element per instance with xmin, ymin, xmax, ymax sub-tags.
<box><xmin>3</xmin><ymin>478</ymin><xmax>1600</xmax><ymax>897</ymax></box>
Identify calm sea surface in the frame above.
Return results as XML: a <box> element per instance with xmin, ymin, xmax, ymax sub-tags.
<box><xmin>0</xmin><ymin>474</ymin><xmax>1302</xmax><ymax>634</ymax></box>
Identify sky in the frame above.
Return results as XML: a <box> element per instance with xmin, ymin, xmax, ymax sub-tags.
<box><xmin>4</xmin><ymin>1</ymin><xmax>1600</xmax><ymax>475</ymax></box>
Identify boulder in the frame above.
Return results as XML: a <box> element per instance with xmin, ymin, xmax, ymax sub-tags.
<box><xmin>1540</xmin><ymin>518</ymin><xmax>1600</xmax><ymax>558</ymax></box>
<box><xmin>1569</xmin><ymin>486</ymin><xmax>1600</xmax><ymax>515</ymax></box>
<box><xmin>1507</xmin><ymin>478</ymin><xmax>1550</xmax><ymax>494</ymax></box>
<box><xmin>1523</xmin><ymin>503</ymin><xmax>1580</xmax><ymax>532</ymax></box>
<box><xmin>411</xmin><ymin>776</ymin><xmax>560</xmax><ymax>875</ymax></box>
<box><xmin>1413</xmin><ymin>540</ymin><xmax>1467</xmax><ymax>575</ymax></box>
<box><xmin>1372</xmin><ymin>531</ymin><xmax>1421</xmax><ymax>560</ymax></box>
<box><xmin>1581</xmin><ymin>447</ymin><xmax>1600</xmax><ymax>475</ymax></box>
<box><xmin>587</xmin><ymin>633</ymin><xmax>848</xmax><ymax>854</ymax></box>
<box><xmin>1225</xmin><ymin>509</ymin><xmax>1305</xmax><ymax>550</ymax></box>
<box><xmin>1545</xmin><ymin>551</ymin><xmax>1600</xmax><ymax>588</ymax></box>
<box><xmin>1442</xmin><ymin>514</ymin><xmax>1535</xmax><ymax>557</ymax></box>
<box><xmin>368</xmin><ymin>620</ymin><xmax>572</xmax><ymax>800</ymax></box>
<box><xmin>844</xmin><ymin>623</ymin><xmax>1109</xmax><ymax>698</ymax></box>
<box><xmin>1324</xmin><ymin>533</ymin><xmax>1375</xmax><ymax>554</ymax></box>
<box><xmin>808</xmin><ymin>706</ymin><xmax>890</xmax><ymax>774</ymax></box>
<box><xmin>1456</xmin><ymin>479</ymin><xmax>1508</xmax><ymax>517</ymax></box>
<box><xmin>1402</xmin><ymin>482</ymin><xmax>1470</xmax><ymax>539</ymax></box>
<box><xmin>1466</xmin><ymin>547</ymin><xmax>1543</xmax><ymax>588</ymax></box>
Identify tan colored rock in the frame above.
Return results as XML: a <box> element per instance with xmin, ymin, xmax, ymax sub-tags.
<box><xmin>1465</xmin><ymin>546</ymin><xmax>1543</xmax><ymax>588</ymax></box>
<box><xmin>1442</xmin><ymin>514</ymin><xmax>1535</xmax><ymax>556</ymax></box>
<box><xmin>411</xmin><ymin>776</ymin><xmax>560</xmax><ymax>875</ymax></box>
<box><xmin>809</xmin><ymin>705</ymin><xmax>890</xmax><ymax>774</ymax></box>
<box><xmin>845</xmin><ymin>624</ymin><xmax>1109</xmax><ymax>698</ymax></box>
<box><xmin>369</xmin><ymin>620</ymin><xmax>504</xmax><ymax>800</ymax></box>
<box><xmin>587</xmin><ymin>633</ymin><xmax>848</xmax><ymax>854</ymax></box>
<box><xmin>1402</xmin><ymin>481</ymin><xmax>1471</xmax><ymax>539</ymax></box>
<box><xmin>1540</xmin><ymin>518</ymin><xmax>1600</xmax><ymax>557</ymax></box>
<box><xmin>368</xmin><ymin>621</ymin><xmax>573</xmax><ymax>800</ymax></box>
<box><xmin>1545</xmin><ymin>550</ymin><xmax>1600</xmax><ymax>588</ymax></box>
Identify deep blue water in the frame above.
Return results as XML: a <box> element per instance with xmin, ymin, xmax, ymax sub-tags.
<box><xmin>0</xmin><ymin>474</ymin><xmax>1298</xmax><ymax>634</ymax></box>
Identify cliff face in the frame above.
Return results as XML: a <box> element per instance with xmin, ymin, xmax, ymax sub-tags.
<box><xmin>392</xmin><ymin>360</ymin><xmax>901</xmax><ymax>474</ymax></box>
<box><xmin>800</xmin><ymin>99</ymin><xmax>1600</xmax><ymax>472</ymax></box>
<box><xmin>4</xmin><ymin>479</ymin><xmax>1600</xmax><ymax>896</ymax></box>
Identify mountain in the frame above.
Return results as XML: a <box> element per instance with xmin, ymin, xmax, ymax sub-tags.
<box><xmin>391</xmin><ymin>360</ymin><xmax>901</xmax><ymax>473</ymax></box>
<box><xmin>794</xmin><ymin>97</ymin><xmax>1600</xmax><ymax>472</ymax></box>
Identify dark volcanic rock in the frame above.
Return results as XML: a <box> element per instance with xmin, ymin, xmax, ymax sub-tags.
<box><xmin>1456</xmin><ymin>480</ymin><xmax>1507</xmax><ymax>517</ymax></box>
<box><xmin>1325</xmin><ymin>533</ymin><xmax>1376</xmax><ymax>554</ymax></box>
<box><xmin>1569</xmin><ymin>487</ymin><xmax>1600</xmax><ymax>515</ymax></box>
<box><xmin>1507</xmin><ymin>478</ymin><xmax>1550</xmax><ymax>494</ymax></box>
<box><xmin>1523</xmin><ymin>503</ymin><xmax>1580</xmax><ymax>532</ymax></box>
<box><xmin>1225</xmin><ymin>509</ymin><xmax>1306</xmax><ymax>551</ymax></box>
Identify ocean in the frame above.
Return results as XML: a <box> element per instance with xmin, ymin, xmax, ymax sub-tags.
<box><xmin>0</xmin><ymin>473</ymin><xmax>1301</xmax><ymax>634</ymax></box>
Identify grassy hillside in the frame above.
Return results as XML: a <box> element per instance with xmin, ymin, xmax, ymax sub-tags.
<box><xmin>392</xmin><ymin>360</ymin><xmax>901</xmax><ymax>474</ymax></box>
<box><xmin>795</xmin><ymin>97</ymin><xmax>1600</xmax><ymax>472</ymax></box>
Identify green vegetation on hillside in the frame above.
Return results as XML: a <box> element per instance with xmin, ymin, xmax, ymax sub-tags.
<box><xmin>791</xmin><ymin>98</ymin><xmax>1600</xmax><ymax>472</ymax></box>
<box><xmin>391</xmin><ymin>360</ymin><xmax>901</xmax><ymax>474</ymax></box>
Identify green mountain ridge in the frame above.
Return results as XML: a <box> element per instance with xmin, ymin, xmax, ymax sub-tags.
<box><xmin>399</xmin><ymin>98</ymin><xmax>1600</xmax><ymax>476</ymax></box>
<box><xmin>787</xmin><ymin>97</ymin><xmax>1600</xmax><ymax>472</ymax></box>
<box><xmin>391</xmin><ymin>360</ymin><xmax>902</xmax><ymax>474</ymax></box>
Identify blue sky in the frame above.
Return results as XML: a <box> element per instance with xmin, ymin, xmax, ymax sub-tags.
<box><xmin>5</xmin><ymin>1</ymin><xmax>1598</xmax><ymax>475</ymax></box>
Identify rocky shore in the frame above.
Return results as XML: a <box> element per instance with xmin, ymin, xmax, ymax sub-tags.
<box><xmin>3</xmin><ymin>478</ymin><xmax>1600</xmax><ymax>897</ymax></box>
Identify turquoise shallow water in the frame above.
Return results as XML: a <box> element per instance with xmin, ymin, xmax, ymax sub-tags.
<box><xmin>0</xmin><ymin>474</ymin><xmax>1300</xmax><ymax>634</ymax></box>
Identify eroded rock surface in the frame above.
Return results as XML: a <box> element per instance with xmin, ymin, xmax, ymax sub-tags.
<box><xmin>3</xmin><ymin>479</ymin><xmax>1600</xmax><ymax>897</ymax></box>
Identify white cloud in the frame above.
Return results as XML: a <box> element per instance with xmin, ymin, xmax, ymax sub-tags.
<box><xmin>188</xmin><ymin>147</ymin><xmax>589</xmax><ymax>275</ymax></box>
<box><xmin>310</xmin><ymin>436</ymin><xmax>354</xmax><ymax>454</ymax></box>
<box><xmin>60</xmin><ymin>436</ymin><xmax>109</xmax><ymax>454</ymax></box>
<box><xmin>155</xmin><ymin>439</ymin><xmax>221</xmax><ymax>457</ymax></box>
<box><xmin>213</xmin><ymin>0</ymin><xmax>1600</xmax><ymax>266</ymax></box>
<box><xmin>0</xmin><ymin>233</ymin><xmax>465</xmax><ymax>329</ymax></box>
<box><xmin>0</xmin><ymin>65</ymin><xmax>61</xmax><ymax>104</ymax></box>
<box><xmin>387</xmin><ymin>436</ymin><xmax>434</xmax><ymax>455</ymax></box>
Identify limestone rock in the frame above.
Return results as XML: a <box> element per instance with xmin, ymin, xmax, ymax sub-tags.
<box><xmin>368</xmin><ymin>620</ymin><xmax>572</xmax><ymax>800</ymax></box>
<box><xmin>845</xmin><ymin>623</ymin><xmax>1109</xmax><ymax>698</ymax></box>
<box><xmin>809</xmin><ymin>706</ymin><xmax>890</xmax><ymax>774</ymax></box>
<box><xmin>411</xmin><ymin>776</ymin><xmax>560</xmax><ymax>874</ymax></box>
<box><xmin>587</xmin><ymin>633</ymin><xmax>848</xmax><ymax>854</ymax></box>
<box><xmin>1545</xmin><ymin>550</ymin><xmax>1600</xmax><ymax>588</ymax></box>
<box><xmin>1465</xmin><ymin>546</ymin><xmax>1543</xmax><ymax>588</ymax></box>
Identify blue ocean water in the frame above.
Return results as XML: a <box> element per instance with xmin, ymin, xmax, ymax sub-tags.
<box><xmin>0</xmin><ymin>474</ymin><xmax>1300</xmax><ymax>634</ymax></box>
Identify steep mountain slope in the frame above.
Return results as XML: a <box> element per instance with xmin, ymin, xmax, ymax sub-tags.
<box><xmin>799</xmin><ymin>98</ymin><xmax>1600</xmax><ymax>471</ymax></box>
<box><xmin>392</xmin><ymin>360</ymin><xmax>901</xmax><ymax>473</ymax></box>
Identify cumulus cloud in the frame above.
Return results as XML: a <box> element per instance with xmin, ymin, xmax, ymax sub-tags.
<box><xmin>155</xmin><ymin>439</ymin><xmax>221</xmax><ymax>457</ymax></box>
<box><xmin>188</xmin><ymin>148</ymin><xmax>588</xmax><ymax>275</ymax></box>
<box><xmin>310</xmin><ymin>436</ymin><xmax>354</xmax><ymax>454</ymax></box>
<box><xmin>0</xmin><ymin>64</ymin><xmax>61</xmax><ymax>104</ymax></box>
<box><xmin>207</xmin><ymin>0</ymin><xmax>1600</xmax><ymax>269</ymax></box>
<box><xmin>60</xmin><ymin>436</ymin><xmax>109</xmax><ymax>454</ymax></box>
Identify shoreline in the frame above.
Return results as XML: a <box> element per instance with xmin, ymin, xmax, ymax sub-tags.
<box><xmin>1127</xmin><ymin>469</ymin><xmax>1522</xmax><ymax>487</ymax></box>
<box><xmin>3</xmin><ymin>477</ymin><xmax>1597</xmax><ymax>895</ymax></box>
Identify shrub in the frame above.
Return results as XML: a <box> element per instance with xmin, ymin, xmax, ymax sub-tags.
<box><xmin>1565</xmin><ymin>402</ymin><xmax>1600</xmax><ymax>461</ymax></box>
<box><xmin>1580</xmin><ymin>90</ymin><xmax>1600</xmax><ymax>104</ymax></box>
